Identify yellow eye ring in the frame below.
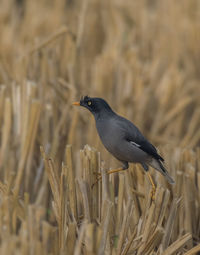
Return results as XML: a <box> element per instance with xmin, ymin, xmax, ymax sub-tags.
<box><xmin>88</xmin><ymin>101</ymin><xmax>92</xmax><ymax>106</ymax></box>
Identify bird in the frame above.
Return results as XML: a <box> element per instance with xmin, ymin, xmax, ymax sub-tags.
<box><xmin>73</xmin><ymin>96</ymin><xmax>175</xmax><ymax>199</ymax></box>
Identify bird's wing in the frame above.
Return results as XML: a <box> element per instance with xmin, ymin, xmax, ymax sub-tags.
<box><xmin>115</xmin><ymin>115</ymin><xmax>164</xmax><ymax>162</ymax></box>
<box><xmin>136</xmin><ymin>139</ymin><xmax>164</xmax><ymax>161</ymax></box>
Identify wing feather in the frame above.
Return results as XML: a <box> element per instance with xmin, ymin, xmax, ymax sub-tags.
<box><xmin>114</xmin><ymin>115</ymin><xmax>164</xmax><ymax>161</ymax></box>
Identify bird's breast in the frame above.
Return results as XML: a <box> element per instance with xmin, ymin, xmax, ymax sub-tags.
<box><xmin>96</xmin><ymin>119</ymin><xmax>126</xmax><ymax>158</ymax></box>
<box><xmin>96</xmin><ymin>120</ymin><xmax>118</xmax><ymax>149</ymax></box>
<box><xmin>95</xmin><ymin>119</ymin><xmax>149</xmax><ymax>163</ymax></box>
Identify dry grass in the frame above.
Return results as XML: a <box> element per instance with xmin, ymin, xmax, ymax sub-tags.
<box><xmin>0</xmin><ymin>0</ymin><xmax>200</xmax><ymax>254</ymax></box>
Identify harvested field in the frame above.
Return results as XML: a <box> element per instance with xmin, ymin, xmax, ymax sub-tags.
<box><xmin>0</xmin><ymin>0</ymin><xmax>200</xmax><ymax>254</ymax></box>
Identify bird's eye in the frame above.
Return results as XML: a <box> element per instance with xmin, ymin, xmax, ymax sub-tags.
<box><xmin>87</xmin><ymin>101</ymin><xmax>92</xmax><ymax>106</ymax></box>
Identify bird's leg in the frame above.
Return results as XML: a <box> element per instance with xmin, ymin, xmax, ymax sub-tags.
<box><xmin>147</xmin><ymin>172</ymin><xmax>156</xmax><ymax>201</ymax></box>
<box><xmin>92</xmin><ymin>162</ymin><xmax>128</xmax><ymax>188</ymax></box>
<box><xmin>106</xmin><ymin>162</ymin><xmax>128</xmax><ymax>176</ymax></box>
<box><xmin>107</xmin><ymin>167</ymin><xmax>125</xmax><ymax>175</ymax></box>
<box><xmin>92</xmin><ymin>168</ymin><xmax>124</xmax><ymax>188</ymax></box>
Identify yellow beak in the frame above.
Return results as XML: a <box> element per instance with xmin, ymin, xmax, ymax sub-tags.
<box><xmin>72</xmin><ymin>101</ymin><xmax>80</xmax><ymax>106</ymax></box>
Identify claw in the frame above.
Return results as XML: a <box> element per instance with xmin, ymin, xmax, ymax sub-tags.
<box><xmin>92</xmin><ymin>175</ymin><xmax>102</xmax><ymax>188</ymax></box>
<box><xmin>92</xmin><ymin>167</ymin><xmax>126</xmax><ymax>188</ymax></box>
<box><xmin>151</xmin><ymin>188</ymin><xmax>156</xmax><ymax>201</ymax></box>
<box><xmin>147</xmin><ymin>172</ymin><xmax>156</xmax><ymax>201</ymax></box>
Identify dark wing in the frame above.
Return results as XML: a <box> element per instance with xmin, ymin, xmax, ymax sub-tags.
<box><xmin>114</xmin><ymin>115</ymin><xmax>164</xmax><ymax>162</ymax></box>
<box><xmin>137</xmin><ymin>140</ymin><xmax>164</xmax><ymax>161</ymax></box>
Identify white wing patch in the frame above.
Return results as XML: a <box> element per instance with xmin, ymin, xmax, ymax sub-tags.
<box><xmin>130</xmin><ymin>141</ymin><xmax>141</xmax><ymax>147</ymax></box>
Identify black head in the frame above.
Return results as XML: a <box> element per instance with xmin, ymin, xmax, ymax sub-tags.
<box><xmin>73</xmin><ymin>96</ymin><xmax>114</xmax><ymax>118</ymax></box>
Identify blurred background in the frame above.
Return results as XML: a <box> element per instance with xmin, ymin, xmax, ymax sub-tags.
<box><xmin>0</xmin><ymin>0</ymin><xmax>200</xmax><ymax>254</ymax></box>
<box><xmin>1</xmin><ymin>0</ymin><xmax>200</xmax><ymax>165</ymax></box>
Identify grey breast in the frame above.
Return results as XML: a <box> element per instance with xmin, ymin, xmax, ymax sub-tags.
<box><xmin>95</xmin><ymin>117</ymin><xmax>149</xmax><ymax>163</ymax></box>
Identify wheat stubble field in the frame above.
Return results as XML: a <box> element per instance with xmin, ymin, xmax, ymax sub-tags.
<box><xmin>0</xmin><ymin>0</ymin><xmax>200</xmax><ymax>254</ymax></box>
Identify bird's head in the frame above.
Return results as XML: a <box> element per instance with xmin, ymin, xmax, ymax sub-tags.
<box><xmin>73</xmin><ymin>96</ymin><xmax>113</xmax><ymax>118</ymax></box>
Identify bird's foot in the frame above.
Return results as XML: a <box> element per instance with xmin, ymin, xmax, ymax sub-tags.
<box><xmin>150</xmin><ymin>188</ymin><xmax>156</xmax><ymax>201</ymax></box>
<box><xmin>147</xmin><ymin>172</ymin><xmax>156</xmax><ymax>201</ymax></box>
<box><xmin>92</xmin><ymin>167</ymin><xmax>126</xmax><ymax>188</ymax></box>
<box><xmin>92</xmin><ymin>173</ymin><xmax>102</xmax><ymax>188</ymax></box>
<box><xmin>92</xmin><ymin>168</ymin><xmax>124</xmax><ymax>188</ymax></box>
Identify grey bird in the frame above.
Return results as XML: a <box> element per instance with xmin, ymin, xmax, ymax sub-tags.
<box><xmin>73</xmin><ymin>96</ymin><xmax>175</xmax><ymax>194</ymax></box>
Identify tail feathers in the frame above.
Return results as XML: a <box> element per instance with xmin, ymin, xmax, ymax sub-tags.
<box><xmin>148</xmin><ymin>158</ymin><xmax>175</xmax><ymax>184</ymax></box>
